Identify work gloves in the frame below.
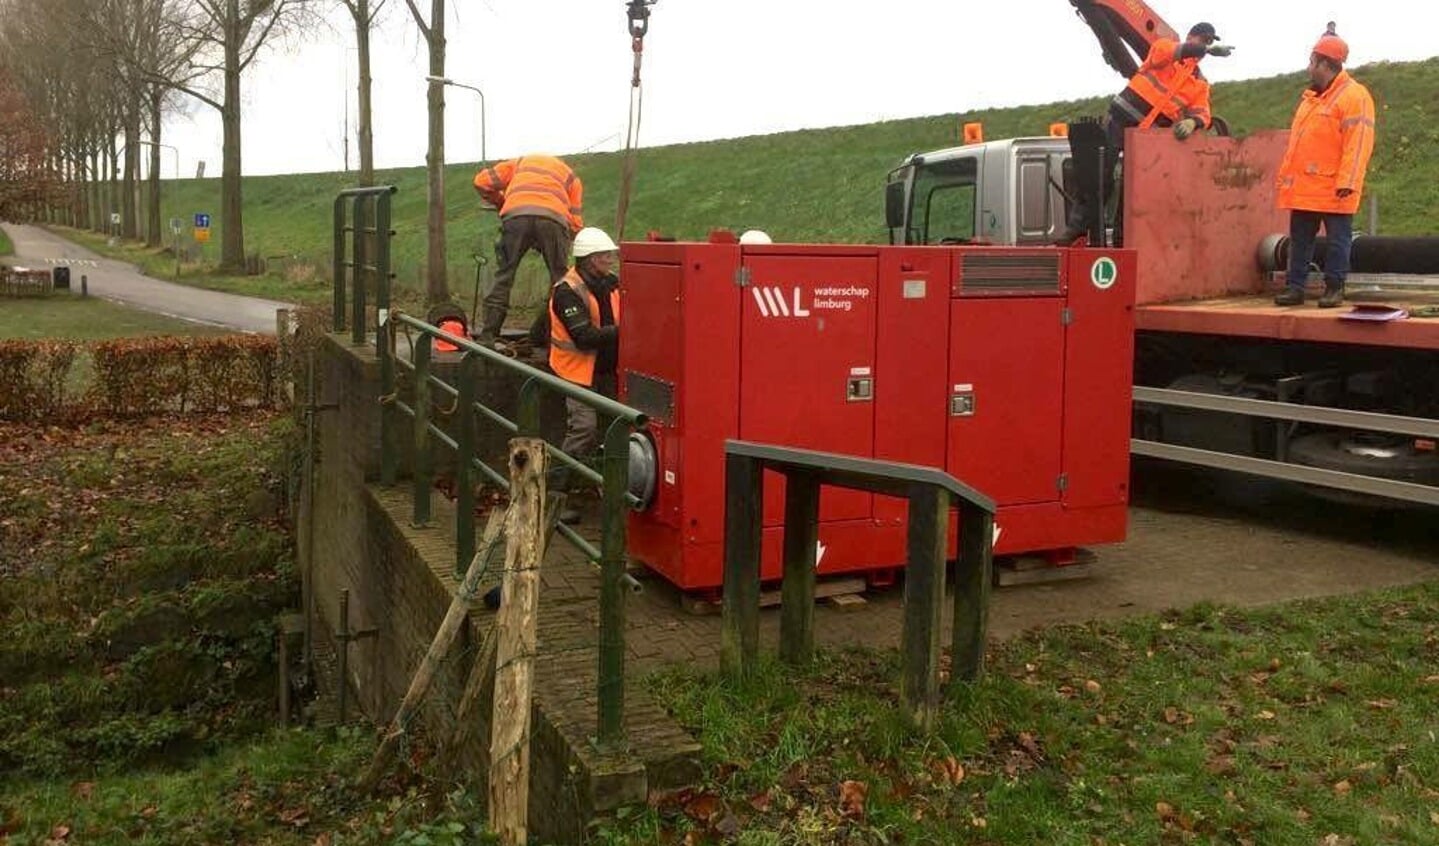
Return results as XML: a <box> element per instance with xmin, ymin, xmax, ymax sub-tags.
<box><xmin>1206</xmin><ymin>44</ymin><xmax>1234</xmax><ymax>57</ymax></box>
<box><xmin>1173</xmin><ymin>118</ymin><xmax>1200</xmax><ymax>140</ymax></box>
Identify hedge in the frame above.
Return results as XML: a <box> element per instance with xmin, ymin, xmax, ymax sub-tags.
<box><xmin>0</xmin><ymin>335</ymin><xmax>280</xmax><ymax>421</ymax></box>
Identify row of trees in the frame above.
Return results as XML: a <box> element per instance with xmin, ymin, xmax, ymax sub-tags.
<box><xmin>1</xmin><ymin>0</ymin><xmax>456</xmax><ymax>300</ymax></box>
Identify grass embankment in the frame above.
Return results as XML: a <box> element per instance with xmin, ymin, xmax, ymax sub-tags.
<box><xmin>64</xmin><ymin>58</ymin><xmax>1439</xmax><ymax>321</ymax></box>
<box><xmin>599</xmin><ymin>587</ymin><xmax>1439</xmax><ymax>845</ymax></box>
<box><xmin>0</xmin><ymin>296</ymin><xmax>226</xmax><ymax>341</ymax></box>
<box><xmin>0</xmin><ymin>225</ymin><xmax>13</xmax><ymax>256</ymax></box>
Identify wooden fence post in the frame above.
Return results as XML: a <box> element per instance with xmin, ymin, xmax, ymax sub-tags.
<box><xmin>778</xmin><ymin>472</ymin><xmax>820</xmax><ymax>666</ymax></box>
<box><xmin>950</xmin><ymin>507</ymin><xmax>994</xmax><ymax>684</ymax></box>
<box><xmin>489</xmin><ymin>438</ymin><xmax>548</xmax><ymax>846</ymax></box>
<box><xmin>721</xmin><ymin>452</ymin><xmax>763</xmax><ymax>678</ymax></box>
<box><xmin>900</xmin><ymin>483</ymin><xmax>947</xmax><ymax>731</ymax></box>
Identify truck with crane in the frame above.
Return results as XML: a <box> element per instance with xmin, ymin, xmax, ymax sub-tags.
<box><xmin>882</xmin><ymin>0</ymin><xmax>1439</xmax><ymax>509</ymax></box>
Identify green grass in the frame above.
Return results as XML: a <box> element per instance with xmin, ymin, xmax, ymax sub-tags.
<box><xmin>0</xmin><ymin>296</ymin><xmax>226</xmax><ymax>340</ymax></box>
<box><xmin>598</xmin><ymin>585</ymin><xmax>1439</xmax><ymax>845</ymax></box>
<box><xmin>0</xmin><ymin>225</ymin><xmax>13</xmax><ymax>256</ymax></box>
<box><xmin>62</xmin><ymin>58</ymin><xmax>1439</xmax><ymax>320</ymax></box>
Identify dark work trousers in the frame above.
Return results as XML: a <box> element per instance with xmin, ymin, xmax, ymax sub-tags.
<box><xmin>479</xmin><ymin>215</ymin><xmax>571</xmax><ymax>342</ymax></box>
<box><xmin>1285</xmin><ymin>210</ymin><xmax>1354</xmax><ymax>292</ymax></box>
<box><xmin>554</xmin><ymin>371</ymin><xmax>617</xmax><ymax>492</ymax></box>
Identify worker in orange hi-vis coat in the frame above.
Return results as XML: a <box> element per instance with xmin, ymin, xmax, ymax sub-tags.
<box><xmin>472</xmin><ymin>154</ymin><xmax>584</xmax><ymax>345</ymax></box>
<box><xmin>1274</xmin><ymin>25</ymin><xmax>1376</xmax><ymax>309</ymax></box>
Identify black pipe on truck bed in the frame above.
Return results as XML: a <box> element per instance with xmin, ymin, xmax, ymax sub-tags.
<box><xmin>1260</xmin><ymin>235</ymin><xmax>1439</xmax><ymax>275</ymax></box>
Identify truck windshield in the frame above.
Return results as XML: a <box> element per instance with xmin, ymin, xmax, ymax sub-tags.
<box><xmin>912</xmin><ymin>157</ymin><xmax>978</xmax><ymax>245</ymax></box>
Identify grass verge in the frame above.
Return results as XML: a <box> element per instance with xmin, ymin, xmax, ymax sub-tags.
<box><xmin>0</xmin><ymin>225</ymin><xmax>13</xmax><ymax>257</ymax></box>
<box><xmin>0</xmin><ymin>296</ymin><xmax>226</xmax><ymax>341</ymax></box>
<box><xmin>598</xmin><ymin>584</ymin><xmax>1439</xmax><ymax>845</ymax></box>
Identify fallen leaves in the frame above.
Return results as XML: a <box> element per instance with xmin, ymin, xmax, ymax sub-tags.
<box><xmin>931</xmin><ymin>757</ymin><xmax>965</xmax><ymax>787</ymax></box>
<box><xmin>1333</xmin><ymin>779</ymin><xmax>1352</xmax><ymax>796</ymax></box>
<box><xmin>838</xmin><ymin>780</ymin><xmax>868</xmax><ymax>820</ymax></box>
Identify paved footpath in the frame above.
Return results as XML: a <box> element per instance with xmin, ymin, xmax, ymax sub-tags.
<box><xmin>2</xmin><ymin>223</ymin><xmax>289</xmax><ymax>334</ymax></box>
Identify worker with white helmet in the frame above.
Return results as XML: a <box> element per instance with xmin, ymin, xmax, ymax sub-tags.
<box><xmin>548</xmin><ymin>226</ymin><xmax>622</xmax><ymax>523</ymax></box>
<box><xmin>739</xmin><ymin>229</ymin><xmax>772</xmax><ymax>245</ymax></box>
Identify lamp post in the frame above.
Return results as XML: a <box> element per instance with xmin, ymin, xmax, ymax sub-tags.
<box><xmin>426</xmin><ymin>75</ymin><xmax>487</xmax><ymax>165</ymax></box>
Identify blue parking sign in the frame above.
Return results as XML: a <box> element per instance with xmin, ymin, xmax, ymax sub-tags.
<box><xmin>194</xmin><ymin>213</ymin><xmax>211</xmax><ymax>228</ymax></box>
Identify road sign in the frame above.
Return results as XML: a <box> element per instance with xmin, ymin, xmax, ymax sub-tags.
<box><xmin>169</xmin><ymin>217</ymin><xmax>181</xmax><ymax>234</ymax></box>
<box><xmin>194</xmin><ymin>228</ymin><xmax>211</xmax><ymax>244</ymax></box>
<box><xmin>194</xmin><ymin>213</ymin><xmax>211</xmax><ymax>229</ymax></box>
<box><xmin>1090</xmin><ymin>256</ymin><xmax>1118</xmax><ymax>290</ymax></box>
<box><xmin>110</xmin><ymin>212</ymin><xmax>121</xmax><ymax>225</ymax></box>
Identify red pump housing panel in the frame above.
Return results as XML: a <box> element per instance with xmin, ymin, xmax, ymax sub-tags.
<box><xmin>620</xmin><ymin>241</ymin><xmax>1136</xmax><ymax>591</ymax></box>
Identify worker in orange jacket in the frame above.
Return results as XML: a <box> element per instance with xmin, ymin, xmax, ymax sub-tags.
<box><xmin>1274</xmin><ymin>26</ymin><xmax>1376</xmax><ymax>308</ymax></box>
<box><xmin>472</xmin><ymin>154</ymin><xmax>584</xmax><ymax>346</ymax></box>
<box><xmin>548</xmin><ymin>227</ymin><xmax>621</xmax><ymax>523</ymax></box>
<box><xmin>1056</xmin><ymin>22</ymin><xmax>1233</xmax><ymax>246</ymax></box>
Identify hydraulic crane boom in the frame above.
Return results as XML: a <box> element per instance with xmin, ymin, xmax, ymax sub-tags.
<box><xmin>1069</xmin><ymin>0</ymin><xmax>1179</xmax><ymax>79</ymax></box>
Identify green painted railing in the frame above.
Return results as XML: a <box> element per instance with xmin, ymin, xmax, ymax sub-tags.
<box><xmin>331</xmin><ymin>188</ymin><xmax>647</xmax><ymax>747</ymax></box>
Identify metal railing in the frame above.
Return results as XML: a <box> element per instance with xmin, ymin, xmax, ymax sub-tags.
<box><xmin>332</xmin><ymin>186</ymin><xmax>397</xmax><ymax>346</ymax></box>
<box><xmin>331</xmin><ymin>188</ymin><xmax>648</xmax><ymax>747</ymax></box>
<box><xmin>1133</xmin><ymin>386</ymin><xmax>1439</xmax><ymax>507</ymax></box>
<box><xmin>719</xmin><ymin>440</ymin><xmax>997</xmax><ymax>732</ymax></box>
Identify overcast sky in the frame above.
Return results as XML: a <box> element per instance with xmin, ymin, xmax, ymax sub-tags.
<box><xmin>157</xmin><ymin>1</ymin><xmax>1439</xmax><ymax>178</ymax></box>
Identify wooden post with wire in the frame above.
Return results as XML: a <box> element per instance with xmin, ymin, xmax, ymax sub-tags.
<box><xmin>488</xmin><ymin>438</ymin><xmax>548</xmax><ymax>846</ymax></box>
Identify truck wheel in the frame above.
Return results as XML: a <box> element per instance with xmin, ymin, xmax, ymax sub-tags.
<box><xmin>1286</xmin><ymin>431</ymin><xmax>1439</xmax><ymax>506</ymax></box>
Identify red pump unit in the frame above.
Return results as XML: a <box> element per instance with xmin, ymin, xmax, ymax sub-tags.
<box><xmin>619</xmin><ymin>239</ymin><xmax>1137</xmax><ymax>591</ymax></box>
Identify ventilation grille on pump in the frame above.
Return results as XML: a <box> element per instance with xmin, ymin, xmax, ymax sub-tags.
<box><xmin>957</xmin><ymin>252</ymin><xmax>1062</xmax><ymax>296</ymax></box>
<box><xmin>626</xmin><ymin>372</ymin><xmax>675</xmax><ymax>424</ymax></box>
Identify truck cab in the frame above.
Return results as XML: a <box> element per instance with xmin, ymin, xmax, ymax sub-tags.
<box><xmin>885</xmin><ymin>137</ymin><xmax>1074</xmax><ymax>247</ymax></box>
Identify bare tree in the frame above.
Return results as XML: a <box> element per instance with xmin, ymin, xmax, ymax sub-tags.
<box><xmin>141</xmin><ymin>0</ymin><xmax>316</xmax><ymax>272</ymax></box>
<box><xmin>338</xmin><ymin>0</ymin><xmax>388</xmax><ymax>188</ymax></box>
<box><xmin>406</xmin><ymin>0</ymin><xmax>449</xmax><ymax>303</ymax></box>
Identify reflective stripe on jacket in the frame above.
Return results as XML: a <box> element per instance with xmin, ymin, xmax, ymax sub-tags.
<box><xmin>1276</xmin><ymin>71</ymin><xmax>1376</xmax><ymax>214</ymax></box>
<box><xmin>473</xmin><ymin>155</ymin><xmax>584</xmax><ymax>232</ymax></box>
<box><xmin>548</xmin><ymin>268</ymin><xmax>620</xmax><ymax>387</ymax></box>
<box><xmin>1119</xmin><ymin>39</ymin><xmax>1212</xmax><ymax>129</ymax></box>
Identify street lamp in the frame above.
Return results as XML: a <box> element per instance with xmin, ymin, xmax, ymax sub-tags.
<box><xmin>426</xmin><ymin>75</ymin><xmax>487</xmax><ymax>165</ymax></box>
<box><xmin>137</xmin><ymin>140</ymin><xmax>181</xmax><ymax>179</ymax></box>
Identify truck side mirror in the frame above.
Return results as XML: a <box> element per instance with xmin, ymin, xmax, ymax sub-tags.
<box><xmin>884</xmin><ymin>181</ymin><xmax>906</xmax><ymax>230</ymax></box>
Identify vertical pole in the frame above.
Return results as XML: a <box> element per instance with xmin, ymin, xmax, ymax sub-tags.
<box><xmin>596</xmin><ymin>420</ymin><xmax>632</xmax><ymax>747</ymax></box>
<box><xmin>456</xmin><ymin>353</ymin><xmax>479</xmax><ymax>574</ymax></box>
<box><xmin>412</xmin><ymin>333</ymin><xmax>433</xmax><ymax>526</ymax></box>
<box><xmin>379</xmin><ymin>315</ymin><xmax>397</xmax><ymax>487</ymax></box>
<box><xmin>951</xmin><ymin>506</ymin><xmax>994</xmax><ymax>685</ymax></box>
<box><xmin>338</xmin><ymin>588</ymin><xmax>350</xmax><ymax>723</ymax></box>
<box><xmin>303</xmin><ymin>350</ymin><xmax>318</xmax><ymax>664</ymax></box>
<box><xmin>352</xmin><ymin>195</ymin><xmax>369</xmax><ymax>345</ymax></box>
<box><xmin>278</xmin><ymin>622</ymin><xmax>291</xmax><ymax>724</ymax></box>
<box><xmin>516</xmin><ymin>378</ymin><xmax>541</xmax><ymax>437</ymax></box>
<box><xmin>1367</xmin><ymin>194</ymin><xmax>1378</xmax><ymax>237</ymax></box>
<box><xmin>332</xmin><ymin>195</ymin><xmax>347</xmax><ymax>332</ymax></box>
<box><xmin>376</xmin><ymin>189</ymin><xmax>394</xmax><ymax>331</ymax></box>
<box><xmin>720</xmin><ymin>451</ymin><xmax>764</xmax><ymax>679</ymax></box>
<box><xmin>778</xmin><ymin>472</ymin><xmax>820</xmax><ymax>666</ymax></box>
<box><xmin>1094</xmin><ymin>144</ymin><xmax>1108</xmax><ymax>249</ymax></box>
<box><xmin>489</xmin><ymin>439</ymin><xmax>547</xmax><ymax>843</ymax></box>
<box><xmin>900</xmin><ymin>484</ymin><xmax>947</xmax><ymax>731</ymax></box>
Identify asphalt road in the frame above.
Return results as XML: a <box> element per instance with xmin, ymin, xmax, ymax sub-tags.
<box><xmin>2</xmin><ymin>223</ymin><xmax>289</xmax><ymax>334</ymax></box>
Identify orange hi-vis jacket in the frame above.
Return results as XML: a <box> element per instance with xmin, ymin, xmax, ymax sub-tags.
<box><xmin>549</xmin><ymin>268</ymin><xmax>620</xmax><ymax>388</ymax></box>
<box><xmin>473</xmin><ymin>155</ymin><xmax>584</xmax><ymax>232</ymax></box>
<box><xmin>1119</xmin><ymin>39</ymin><xmax>1213</xmax><ymax>129</ymax></box>
<box><xmin>1276</xmin><ymin>71</ymin><xmax>1376</xmax><ymax>215</ymax></box>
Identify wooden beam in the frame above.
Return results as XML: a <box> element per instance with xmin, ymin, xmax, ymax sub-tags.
<box><xmin>951</xmin><ymin>507</ymin><xmax>994</xmax><ymax>685</ymax></box>
<box><xmin>779</xmin><ymin>472</ymin><xmax>819</xmax><ymax>666</ymax></box>
<box><xmin>720</xmin><ymin>452</ymin><xmax>763</xmax><ymax>679</ymax></box>
<box><xmin>488</xmin><ymin>438</ymin><xmax>548</xmax><ymax>846</ymax></box>
<box><xmin>900</xmin><ymin>484</ymin><xmax>948</xmax><ymax>731</ymax></box>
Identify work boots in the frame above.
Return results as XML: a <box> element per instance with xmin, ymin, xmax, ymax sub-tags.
<box><xmin>1274</xmin><ymin>287</ymin><xmax>1305</xmax><ymax>307</ymax></box>
<box><xmin>1318</xmin><ymin>283</ymin><xmax>1345</xmax><ymax>309</ymax></box>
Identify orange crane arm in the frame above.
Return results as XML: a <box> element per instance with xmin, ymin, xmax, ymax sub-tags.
<box><xmin>1069</xmin><ymin>0</ymin><xmax>1180</xmax><ymax>80</ymax></box>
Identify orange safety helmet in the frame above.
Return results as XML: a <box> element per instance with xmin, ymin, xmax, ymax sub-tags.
<box><xmin>1313</xmin><ymin>23</ymin><xmax>1348</xmax><ymax>64</ymax></box>
<box><xmin>435</xmin><ymin>318</ymin><xmax>467</xmax><ymax>352</ymax></box>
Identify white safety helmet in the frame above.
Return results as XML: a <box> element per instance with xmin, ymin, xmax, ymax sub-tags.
<box><xmin>739</xmin><ymin>229</ymin><xmax>772</xmax><ymax>245</ymax></box>
<box><xmin>572</xmin><ymin>226</ymin><xmax>619</xmax><ymax>258</ymax></box>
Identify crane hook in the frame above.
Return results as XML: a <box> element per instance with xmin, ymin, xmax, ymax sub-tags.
<box><xmin>627</xmin><ymin>0</ymin><xmax>656</xmax><ymax>39</ymax></box>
